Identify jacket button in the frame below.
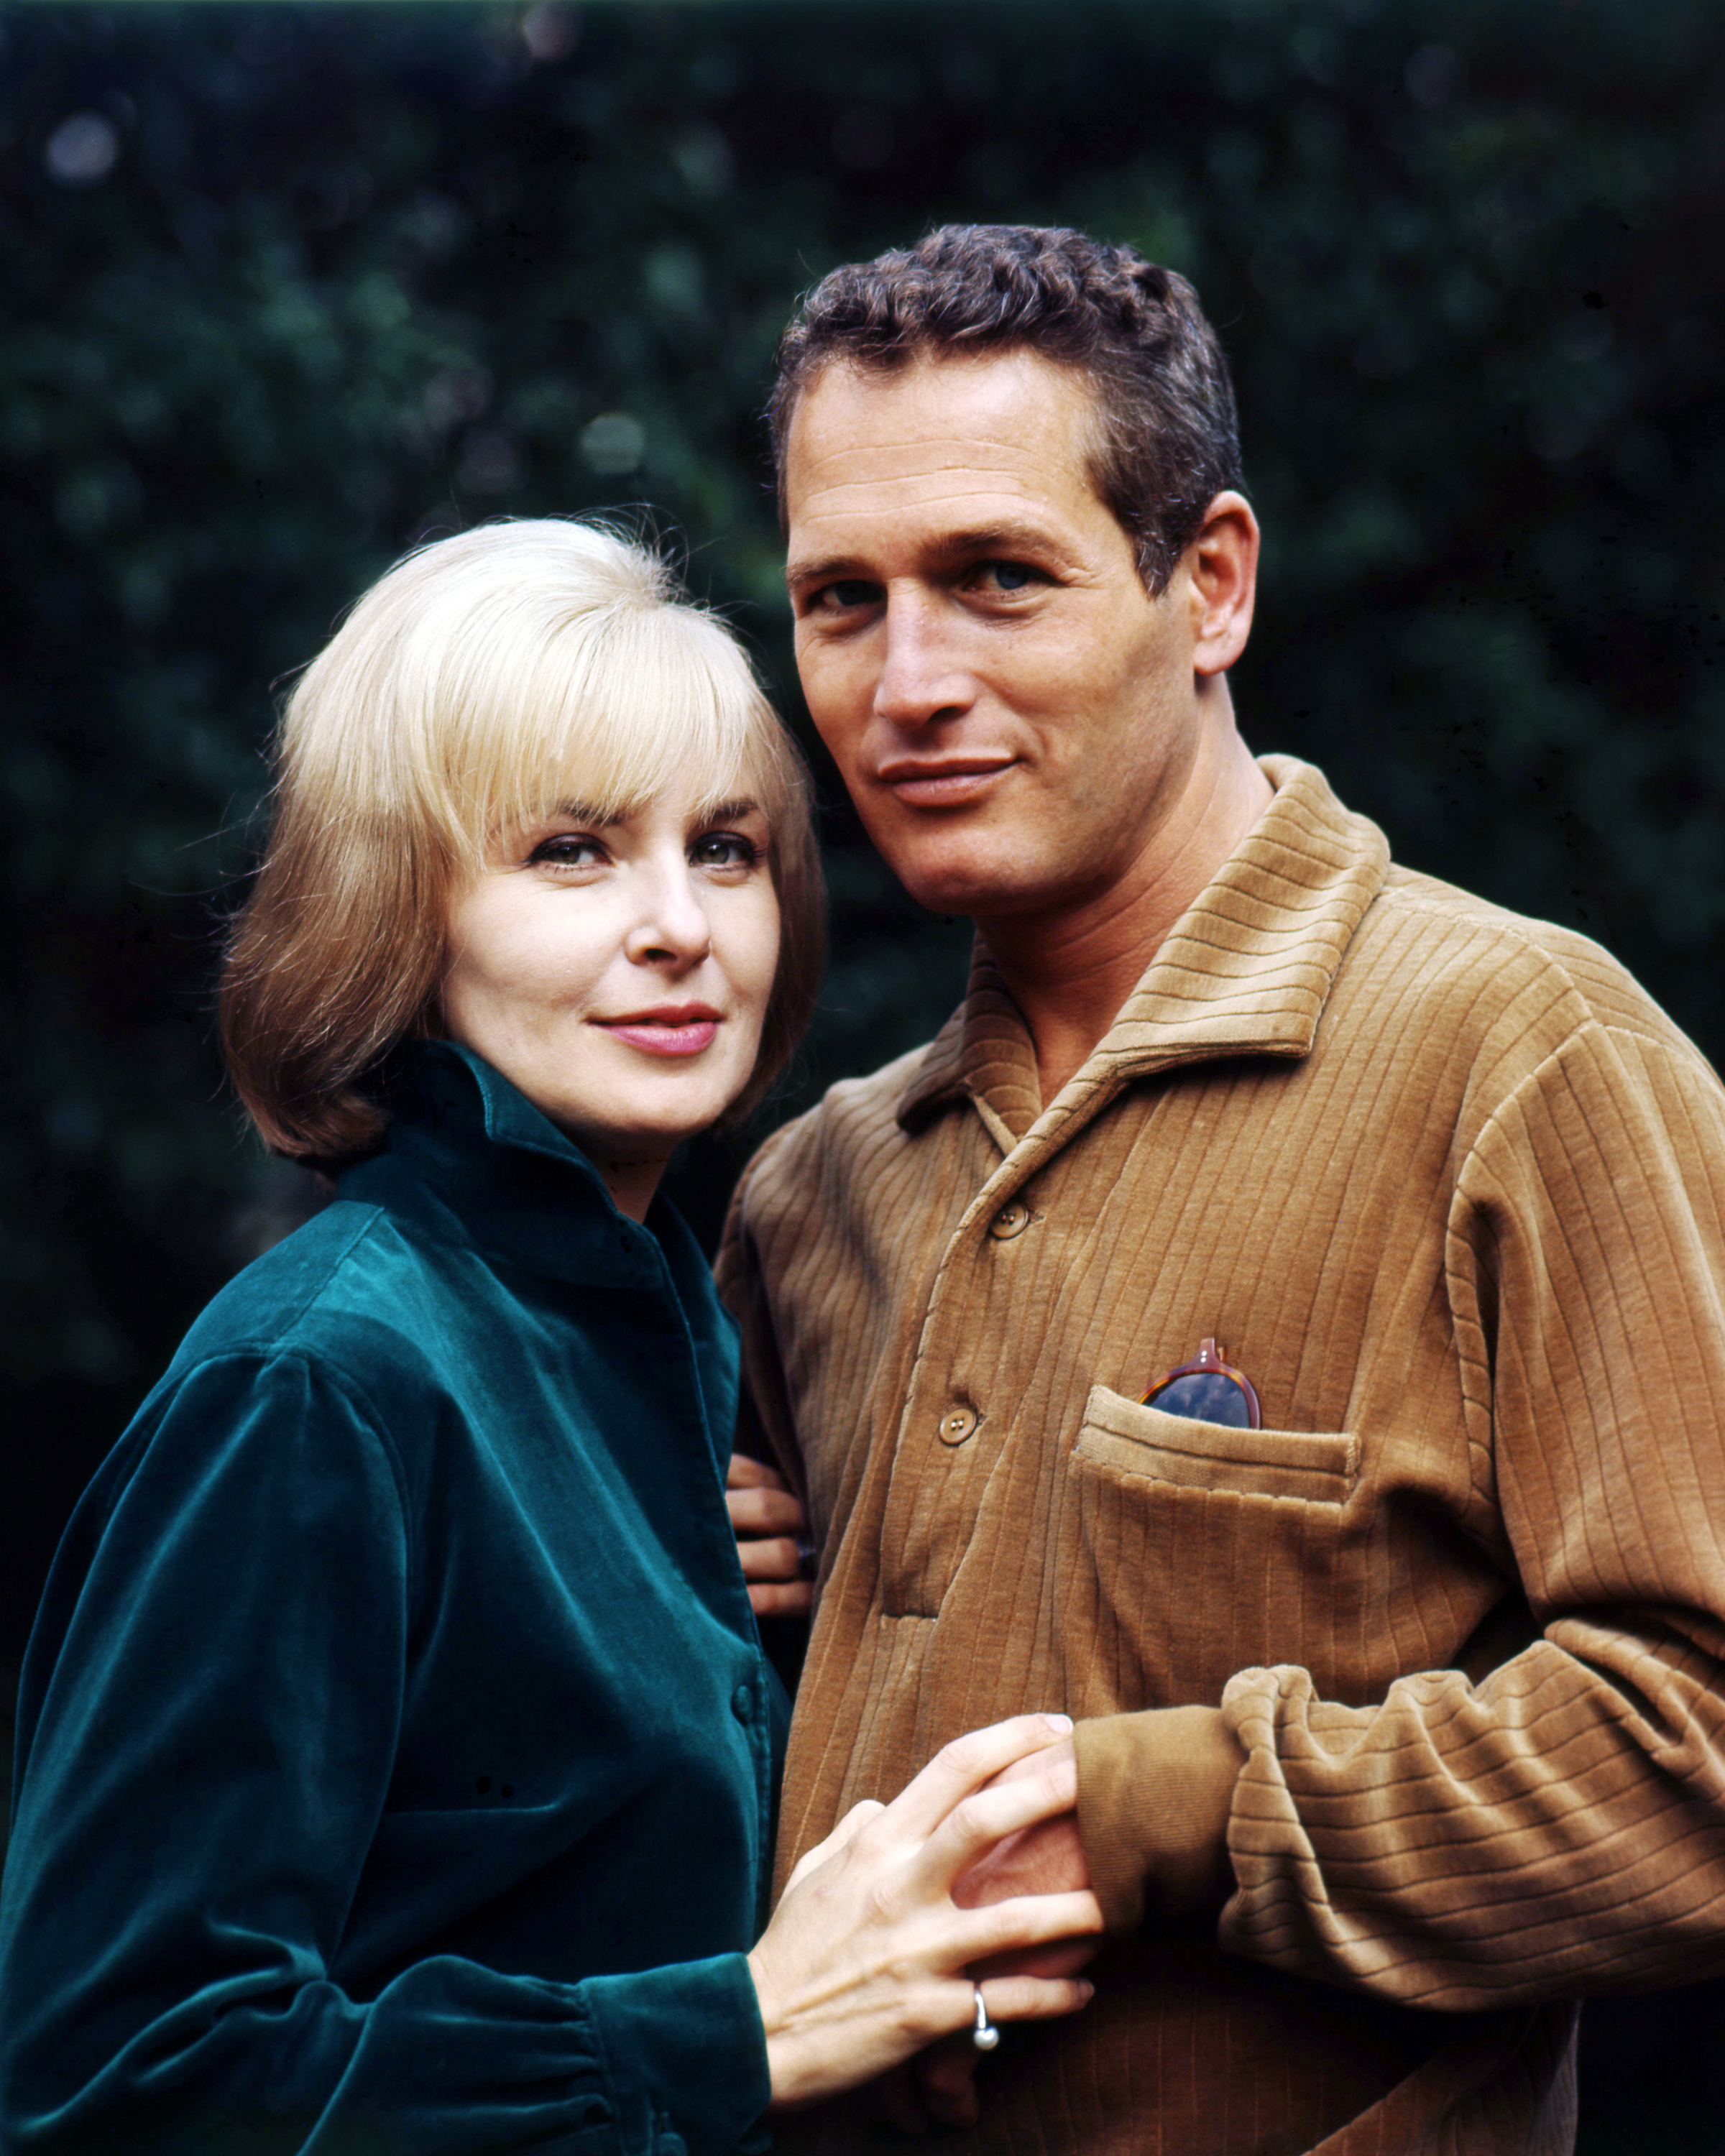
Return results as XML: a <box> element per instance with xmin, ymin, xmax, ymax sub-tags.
<box><xmin>988</xmin><ymin>1200</ymin><xmax>1031</xmax><ymax>1240</ymax></box>
<box><xmin>731</xmin><ymin>1683</ymin><xmax>754</xmax><ymax>1721</ymax></box>
<box><xmin>937</xmin><ymin>1404</ymin><xmax>978</xmax><ymax>1445</ymax></box>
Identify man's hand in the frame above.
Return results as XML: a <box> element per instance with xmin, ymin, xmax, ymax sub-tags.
<box><xmin>878</xmin><ymin>1738</ymin><xmax>1099</xmax><ymax>2132</ymax></box>
<box><xmin>954</xmin><ymin>1738</ymin><xmax>1097</xmax><ymax>1978</ymax></box>
<box><xmin>725</xmin><ymin>1452</ymin><xmax>813</xmax><ymax>1618</ymax></box>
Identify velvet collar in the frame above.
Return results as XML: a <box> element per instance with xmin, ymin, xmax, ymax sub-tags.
<box><xmin>339</xmin><ymin>1040</ymin><xmax>715</xmax><ymax>1306</ymax></box>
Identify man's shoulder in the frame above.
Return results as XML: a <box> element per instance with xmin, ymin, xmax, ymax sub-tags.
<box><xmin>1358</xmin><ymin>861</ymin><xmax>1712</xmax><ymax>1077</ymax></box>
<box><xmin>733</xmin><ymin>1042</ymin><xmax>940</xmax><ymax>1224</ymax></box>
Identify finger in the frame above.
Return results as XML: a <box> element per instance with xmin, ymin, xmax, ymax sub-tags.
<box><xmin>916</xmin><ymin>2035</ymin><xmax>980</xmax><ymax>2129</ymax></box>
<box><xmin>969</xmin><ymin>1934</ymin><xmax>1100</xmax><ymax>1981</ymax></box>
<box><xmin>726</xmin><ymin>1452</ymin><xmax>790</xmax><ymax>1493</ymax></box>
<box><xmin>975</xmin><ymin>1972</ymin><xmax>1095</xmax><ymax>2027</ymax></box>
<box><xmin>737</xmin><ymin>1534</ymin><xmax>804</xmax><ymax>1582</ymax></box>
<box><xmin>983</xmin><ymin>1733</ymin><xmax>1075</xmax><ymax>1790</ymax></box>
<box><xmin>914</xmin><ymin>1759</ymin><xmax>1081</xmax><ymax>1889</ymax></box>
<box><xmin>725</xmin><ymin>1486</ymin><xmax>806</xmax><ymax>1537</ymax></box>
<box><xmin>883</xmin><ymin>1715</ymin><xmax>1075</xmax><ymax>1843</ymax></box>
<box><xmin>875</xmin><ymin>2063</ymin><xmax>932</xmax><ymax>2135</ymax></box>
<box><xmin>949</xmin><ymin>1889</ymin><xmax>1105</xmax><ymax>1966</ymax></box>
<box><xmin>747</xmin><ymin>1579</ymin><xmax>813</xmax><ymax>1618</ymax></box>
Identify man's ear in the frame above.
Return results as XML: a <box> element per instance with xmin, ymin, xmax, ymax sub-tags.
<box><xmin>1187</xmin><ymin>492</ymin><xmax>1259</xmax><ymax>678</ymax></box>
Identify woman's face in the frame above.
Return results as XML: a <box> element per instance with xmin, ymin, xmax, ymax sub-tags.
<box><xmin>441</xmin><ymin>780</ymin><xmax>781</xmax><ymax>1211</ymax></box>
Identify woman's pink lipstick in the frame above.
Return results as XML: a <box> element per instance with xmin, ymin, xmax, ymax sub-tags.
<box><xmin>596</xmin><ymin>1005</ymin><xmax>722</xmax><ymax>1056</ymax></box>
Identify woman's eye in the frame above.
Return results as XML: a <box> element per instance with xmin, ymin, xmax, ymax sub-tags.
<box><xmin>690</xmin><ymin>830</ymin><xmax>761</xmax><ymax>871</ymax></box>
<box><xmin>528</xmin><ymin>834</ymin><xmax>607</xmax><ymax>869</ymax></box>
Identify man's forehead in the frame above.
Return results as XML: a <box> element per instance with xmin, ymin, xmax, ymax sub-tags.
<box><xmin>783</xmin><ymin>349</ymin><xmax>1104</xmax><ymax>546</ymax></box>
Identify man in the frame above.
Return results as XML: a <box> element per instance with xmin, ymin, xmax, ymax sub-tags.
<box><xmin>719</xmin><ymin>225</ymin><xmax>1725</xmax><ymax>2153</ymax></box>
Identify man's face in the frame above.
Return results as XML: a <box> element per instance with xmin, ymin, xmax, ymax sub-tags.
<box><xmin>784</xmin><ymin>347</ymin><xmax>1211</xmax><ymax>923</ymax></box>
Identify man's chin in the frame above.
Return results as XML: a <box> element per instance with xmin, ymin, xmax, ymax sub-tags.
<box><xmin>892</xmin><ymin>870</ymin><xmax>1063</xmax><ymax>923</ymax></box>
<box><xmin>871</xmin><ymin>840</ymin><xmax>1058</xmax><ymax>923</ymax></box>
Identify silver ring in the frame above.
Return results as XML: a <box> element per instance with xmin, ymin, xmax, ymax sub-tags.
<box><xmin>972</xmin><ymin>1981</ymin><xmax>999</xmax><ymax>2052</ymax></box>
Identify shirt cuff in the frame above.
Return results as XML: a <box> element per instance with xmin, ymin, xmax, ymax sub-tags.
<box><xmin>582</xmin><ymin>1950</ymin><xmax>770</xmax><ymax>2156</ymax></box>
<box><xmin>1073</xmin><ymin>1706</ymin><xmax>1246</xmax><ymax>1935</ymax></box>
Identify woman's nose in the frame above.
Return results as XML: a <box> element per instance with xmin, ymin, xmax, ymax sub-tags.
<box><xmin>623</xmin><ymin>860</ymin><xmax>712</xmax><ymax>967</ymax></box>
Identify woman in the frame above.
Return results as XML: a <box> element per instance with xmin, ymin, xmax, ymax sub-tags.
<box><xmin>0</xmin><ymin>521</ymin><xmax>1099</xmax><ymax>2153</ymax></box>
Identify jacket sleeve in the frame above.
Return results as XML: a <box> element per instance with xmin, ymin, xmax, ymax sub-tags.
<box><xmin>715</xmin><ymin>1153</ymin><xmax>809</xmax><ymax>1515</ymax></box>
<box><xmin>0</xmin><ymin>1350</ymin><xmax>770</xmax><ymax>2156</ymax></box>
<box><xmin>1077</xmin><ymin>1021</ymin><xmax>1725</xmax><ymax>2008</ymax></box>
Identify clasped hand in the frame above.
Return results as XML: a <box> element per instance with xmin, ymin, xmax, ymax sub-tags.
<box><xmin>747</xmin><ymin>1715</ymin><xmax>1103</xmax><ymax>2111</ymax></box>
<box><xmin>726</xmin><ymin>1452</ymin><xmax>812</xmax><ymax>1618</ymax></box>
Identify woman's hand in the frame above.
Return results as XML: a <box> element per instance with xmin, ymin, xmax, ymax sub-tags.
<box><xmin>747</xmin><ymin>1715</ymin><xmax>1103</xmax><ymax>2109</ymax></box>
<box><xmin>725</xmin><ymin>1452</ymin><xmax>813</xmax><ymax>1618</ymax></box>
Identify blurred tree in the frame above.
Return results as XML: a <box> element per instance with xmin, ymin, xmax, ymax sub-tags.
<box><xmin>4</xmin><ymin>6</ymin><xmax>1725</xmax><ymax>2135</ymax></box>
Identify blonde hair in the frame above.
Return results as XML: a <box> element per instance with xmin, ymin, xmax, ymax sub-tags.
<box><xmin>221</xmin><ymin>519</ymin><xmax>823</xmax><ymax>1165</ymax></box>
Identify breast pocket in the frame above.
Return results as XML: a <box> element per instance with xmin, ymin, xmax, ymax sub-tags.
<box><xmin>1064</xmin><ymin>1386</ymin><xmax>1364</xmax><ymax>1707</ymax></box>
<box><xmin>1073</xmin><ymin>1383</ymin><xmax>1358</xmax><ymax>1506</ymax></box>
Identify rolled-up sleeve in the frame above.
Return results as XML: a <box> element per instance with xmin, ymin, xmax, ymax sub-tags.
<box><xmin>1213</xmin><ymin>1025</ymin><xmax>1725</xmax><ymax>2007</ymax></box>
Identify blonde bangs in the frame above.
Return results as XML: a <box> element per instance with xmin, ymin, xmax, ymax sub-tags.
<box><xmin>448</xmin><ymin>599</ymin><xmax>776</xmax><ymax>865</ymax></box>
<box><xmin>284</xmin><ymin>520</ymin><xmax>777</xmax><ymax>875</ymax></box>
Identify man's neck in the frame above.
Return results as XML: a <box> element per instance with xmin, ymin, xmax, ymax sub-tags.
<box><xmin>979</xmin><ymin>722</ymin><xmax>1274</xmax><ymax>1105</ymax></box>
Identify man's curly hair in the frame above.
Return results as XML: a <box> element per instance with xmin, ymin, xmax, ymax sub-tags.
<box><xmin>768</xmin><ymin>224</ymin><xmax>1244</xmax><ymax>594</ymax></box>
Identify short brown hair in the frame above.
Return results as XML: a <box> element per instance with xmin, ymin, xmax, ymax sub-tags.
<box><xmin>768</xmin><ymin>224</ymin><xmax>1243</xmax><ymax>592</ymax></box>
<box><xmin>221</xmin><ymin>519</ymin><xmax>823</xmax><ymax>1168</ymax></box>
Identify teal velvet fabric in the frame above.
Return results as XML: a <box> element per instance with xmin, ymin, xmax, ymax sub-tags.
<box><xmin>0</xmin><ymin>1043</ymin><xmax>784</xmax><ymax>2155</ymax></box>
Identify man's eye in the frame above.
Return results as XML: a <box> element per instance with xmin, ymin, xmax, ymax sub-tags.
<box><xmin>690</xmin><ymin>831</ymin><xmax>761</xmax><ymax>871</ymax></box>
<box><xmin>811</xmin><ymin>579</ymin><xmax>880</xmax><ymax>614</ymax></box>
<box><xmin>528</xmin><ymin>834</ymin><xmax>606</xmax><ymax>868</ymax></box>
<box><xmin>975</xmin><ymin>560</ymin><xmax>1038</xmax><ymax>593</ymax></box>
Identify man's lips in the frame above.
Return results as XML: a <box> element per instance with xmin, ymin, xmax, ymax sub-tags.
<box><xmin>873</xmin><ymin>757</ymin><xmax>1016</xmax><ymax>808</ymax></box>
<box><xmin>594</xmin><ymin>1005</ymin><xmax>722</xmax><ymax>1057</ymax></box>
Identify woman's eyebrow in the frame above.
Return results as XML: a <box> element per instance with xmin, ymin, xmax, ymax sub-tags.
<box><xmin>704</xmin><ymin>797</ymin><xmax>763</xmax><ymax>824</ymax></box>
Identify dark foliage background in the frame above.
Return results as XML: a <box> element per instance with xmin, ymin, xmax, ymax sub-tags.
<box><xmin>4</xmin><ymin>1</ymin><xmax>1724</xmax><ymax>2139</ymax></box>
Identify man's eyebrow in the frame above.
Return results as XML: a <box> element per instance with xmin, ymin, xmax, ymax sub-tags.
<box><xmin>786</xmin><ymin>521</ymin><xmax>1075</xmax><ymax>591</ymax></box>
<box><xmin>924</xmin><ymin>520</ymin><xmax>1074</xmax><ymax>565</ymax></box>
<box><xmin>784</xmin><ymin>552</ymin><xmax>872</xmax><ymax>594</ymax></box>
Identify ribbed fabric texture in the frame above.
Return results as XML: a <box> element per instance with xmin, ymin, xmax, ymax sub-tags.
<box><xmin>717</xmin><ymin>759</ymin><xmax>1725</xmax><ymax>2156</ymax></box>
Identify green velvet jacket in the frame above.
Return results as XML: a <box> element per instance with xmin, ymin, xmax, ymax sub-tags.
<box><xmin>0</xmin><ymin>1042</ymin><xmax>784</xmax><ymax>2155</ymax></box>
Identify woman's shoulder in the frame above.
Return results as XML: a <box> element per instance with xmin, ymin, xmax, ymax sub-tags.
<box><xmin>166</xmin><ymin>1193</ymin><xmax>456</xmax><ymax>1412</ymax></box>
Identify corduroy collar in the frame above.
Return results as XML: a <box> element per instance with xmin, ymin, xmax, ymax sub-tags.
<box><xmin>896</xmin><ymin>757</ymin><xmax>1391</xmax><ymax>1146</ymax></box>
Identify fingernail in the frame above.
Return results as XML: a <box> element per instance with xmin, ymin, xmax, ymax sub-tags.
<box><xmin>1044</xmin><ymin>1713</ymin><xmax>1074</xmax><ymax>1733</ymax></box>
<box><xmin>1079</xmin><ymin>1981</ymin><xmax>1095</xmax><ymax>2002</ymax></box>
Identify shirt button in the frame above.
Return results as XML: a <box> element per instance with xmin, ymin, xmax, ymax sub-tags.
<box><xmin>731</xmin><ymin>1683</ymin><xmax>754</xmax><ymax>1721</ymax></box>
<box><xmin>937</xmin><ymin>1404</ymin><xmax>979</xmax><ymax>1445</ymax></box>
<box><xmin>988</xmin><ymin>1200</ymin><xmax>1031</xmax><ymax>1240</ymax></box>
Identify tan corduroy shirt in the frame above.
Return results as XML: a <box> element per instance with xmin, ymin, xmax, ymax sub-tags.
<box><xmin>718</xmin><ymin>759</ymin><xmax>1725</xmax><ymax>2156</ymax></box>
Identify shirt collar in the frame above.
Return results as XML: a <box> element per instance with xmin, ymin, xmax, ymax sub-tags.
<box><xmin>339</xmin><ymin>1040</ymin><xmax>709</xmax><ymax>1304</ymax></box>
<box><xmin>896</xmin><ymin>757</ymin><xmax>1390</xmax><ymax>1143</ymax></box>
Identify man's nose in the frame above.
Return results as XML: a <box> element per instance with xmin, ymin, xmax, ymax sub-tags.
<box><xmin>624</xmin><ymin>859</ymin><xmax>712</xmax><ymax>968</ymax></box>
<box><xmin>873</xmin><ymin>590</ymin><xmax>975</xmax><ymax>729</ymax></box>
